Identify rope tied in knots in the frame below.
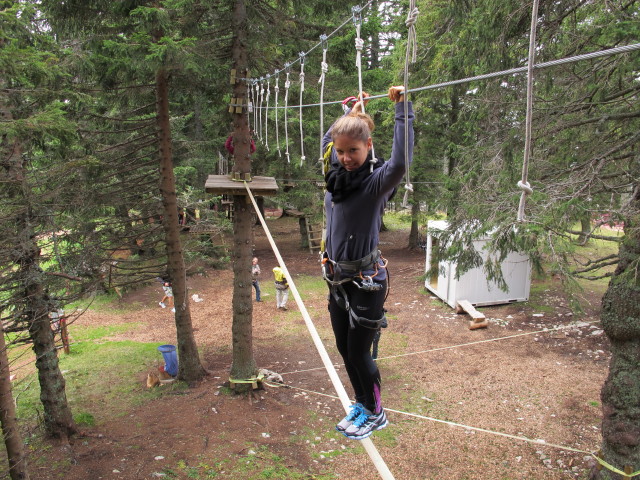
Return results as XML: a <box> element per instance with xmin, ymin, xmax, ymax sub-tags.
<box><xmin>401</xmin><ymin>0</ymin><xmax>419</xmax><ymax>208</ymax></box>
<box><xmin>405</xmin><ymin>7</ymin><xmax>419</xmax><ymax>63</ymax></box>
<box><xmin>299</xmin><ymin>52</ymin><xmax>306</xmax><ymax>165</ymax></box>
<box><xmin>517</xmin><ymin>180</ymin><xmax>533</xmax><ymax>195</ymax></box>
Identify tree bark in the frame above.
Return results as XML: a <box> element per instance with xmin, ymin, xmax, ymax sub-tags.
<box><xmin>592</xmin><ymin>185</ymin><xmax>640</xmax><ymax>479</ymax></box>
<box><xmin>408</xmin><ymin>200</ymin><xmax>420</xmax><ymax>249</ymax></box>
<box><xmin>155</xmin><ymin>65</ymin><xmax>206</xmax><ymax>383</ymax></box>
<box><xmin>229</xmin><ymin>0</ymin><xmax>257</xmax><ymax>390</ymax></box>
<box><xmin>0</xmin><ymin>325</ymin><xmax>30</xmax><ymax>480</ymax></box>
<box><xmin>369</xmin><ymin>0</ymin><xmax>380</xmax><ymax>69</ymax></box>
<box><xmin>578</xmin><ymin>215</ymin><xmax>591</xmax><ymax>245</ymax></box>
<box><xmin>26</xmin><ymin>239</ymin><xmax>76</xmax><ymax>441</ymax></box>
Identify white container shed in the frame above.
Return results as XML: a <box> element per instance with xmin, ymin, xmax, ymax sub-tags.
<box><xmin>424</xmin><ymin>220</ymin><xmax>531</xmax><ymax>308</ymax></box>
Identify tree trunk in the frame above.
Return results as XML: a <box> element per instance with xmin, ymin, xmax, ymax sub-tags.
<box><xmin>255</xmin><ymin>196</ymin><xmax>264</xmax><ymax>226</ymax></box>
<box><xmin>369</xmin><ymin>0</ymin><xmax>380</xmax><ymax>69</ymax></box>
<box><xmin>2</xmin><ymin>103</ymin><xmax>76</xmax><ymax>441</ymax></box>
<box><xmin>408</xmin><ymin>200</ymin><xmax>420</xmax><ymax>249</ymax></box>
<box><xmin>0</xmin><ymin>325</ymin><xmax>30</xmax><ymax>480</ymax></box>
<box><xmin>299</xmin><ymin>217</ymin><xmax>308</xmax><ymax>249</ymax></box>
<box><xmin>26</xmin><ymin>248</ymin><xmax>76</xmax><ymax>441</ymax></box>
<box><xmin>592</xmin><ymin>185</ymin><xmax>640</xmax><ymax>479</ymax></box>
<box><xmin>155</xmin><ymin>65</ymin><xmax>206</xmax><ymax>383</ymax></box>
<box><xmin>229</xmin><ymin>0</ymin><xmax>257</xmax><ymax>391</ymax></box>
<box><xmin>578</xmin><ymin>215</ymin><xmax>591</xmax><ymax>245</ymax></box>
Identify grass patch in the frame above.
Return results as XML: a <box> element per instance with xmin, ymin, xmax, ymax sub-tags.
<box><xmin>181</xmin><ymin>444</ymin><xmax>338</xmax><ymax>480</ymax></box>
<box><xmin>526</xmin><ymin>278</ymin><xmax>557</xmax><ymax>314</ymax></box>
<box><xmin>382</xmin><ymin>211</ymin><xmax>413</xmax><ymax>231</ymax></box>
<box><xmin>69</xmin><ymin>322</ymin><xmax>140</xmax><ymax>342</ymax></box>
<box><xmin>15</xmin><ymin>338</ymin><xmax>181</xmax><ymax>424</ymax></box>
<box><xmin>67</xmin><ymin>290</ymin><xmax>146</xmax><ymax>314</ymax></box>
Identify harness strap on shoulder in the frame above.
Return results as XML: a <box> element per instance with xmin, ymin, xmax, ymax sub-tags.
<box><xmin>323</xmin><ymin>141</ymin><xmax>334</xmax><ymax>176</ymax></box>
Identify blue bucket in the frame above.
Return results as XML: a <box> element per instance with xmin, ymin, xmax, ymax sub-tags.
<box><xmin>157</xmin><ymin>344</ymin><xmax>178</xmax><ymax>377</ymax></box>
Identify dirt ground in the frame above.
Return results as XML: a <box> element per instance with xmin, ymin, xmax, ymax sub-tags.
<box><xmin>25</xmin><ymin>216</ymin><xmax>610</xmax><ymax>480</ymax></box>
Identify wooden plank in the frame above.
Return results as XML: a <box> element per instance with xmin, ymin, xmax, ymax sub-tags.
<box><xmin>205</xmin><ymin>175</ymin><xmax>279</xmax><ymax>196</ymax></box>
<box><xmin>455</xmin><ymin>299</ymin><xmax>485</xmax><ymax>320</ymax></box>
<box><xmin>284</xmin><ymin>208</ymin><xmax>305</xmax><ymax>218</ymax></box>
<box><xmin>456</xmin><ymin>299</ymin><xmax>489</xmax><ymax>330</ymax></box>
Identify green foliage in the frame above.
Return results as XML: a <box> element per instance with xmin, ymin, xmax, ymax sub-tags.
<box><xmin>396</xmin><ymin>0</ymin><xmax>638</xmax><ymax>293</ymax></box>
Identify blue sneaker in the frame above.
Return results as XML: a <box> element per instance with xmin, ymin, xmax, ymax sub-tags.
<box><xmin>336</xmin><ymin>403</ymin><xmax>365</xmax><ymax>432</ymax></box>
<box><xmin>343</xmin><ymin>408</ymin><xmax>388</xmax><ymax>440</ymax></box>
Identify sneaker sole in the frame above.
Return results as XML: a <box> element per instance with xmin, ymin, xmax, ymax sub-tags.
<box><xmin>341</xmin><ymin>418</ymin><xmax>388</xmax><ymax>440</ymax></box>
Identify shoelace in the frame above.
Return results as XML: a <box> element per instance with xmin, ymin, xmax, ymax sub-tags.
<box><xmin>352</xmin><ymin>410</ymin><xmax>370</xmax><ymax>428</ymax></box>
<box><xmin>347</xmin><ymin>403</ymin><xmax>364</xmax><ymax>421</ymax></box>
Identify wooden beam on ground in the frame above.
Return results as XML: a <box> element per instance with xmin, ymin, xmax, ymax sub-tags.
<box><xmin>455</xmin><ymin>299</ymin><xmax>489</xmax><ymax>330</ymax></box>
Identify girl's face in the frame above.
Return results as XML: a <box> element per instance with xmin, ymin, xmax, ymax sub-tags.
<box><xmin>333</xmin><ymin>134</ymin><xmax>372</xmax><ymax>171</ymax></box>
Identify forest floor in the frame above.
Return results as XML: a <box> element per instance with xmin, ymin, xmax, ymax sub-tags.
<box><xmin>18</xmin><ymin>215</ymin><xmax>611</xmax><ymax>480</ymax></box>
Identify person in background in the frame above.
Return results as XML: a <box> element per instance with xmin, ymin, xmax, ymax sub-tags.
<box><xmin>272</xmin><ymin>266</ymin><xmax>289</xmax><ymax>311</ymax></box>
<box><xmin>159</xmin><ymin>281</ymin><xmax>175</xmax><ymax>313</ymax></box>
<box><xmin>251</xmin><ymin>257</ymin><xmax>262</xmax><ymax>302</ymax></box>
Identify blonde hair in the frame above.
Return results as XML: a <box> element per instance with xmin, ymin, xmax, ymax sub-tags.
<box><xmin>331</xmin><ymin>112</ymin><xmax>375</xmax><ymax>143</ymax></box>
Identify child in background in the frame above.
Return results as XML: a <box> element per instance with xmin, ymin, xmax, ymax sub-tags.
<box><xmin>159</xmin><ymin>282</ymin><xmax>175</xmax><ymax>313</ymax></box>
<box><xmin>272</xmin><ymin>266</ymin><xmax>289</xmax><ymax>311</ymax></box>
<box><xmin>251</xmin><ymin>257</ymin><xmax>262</xmax><ymax>302</ymax></box>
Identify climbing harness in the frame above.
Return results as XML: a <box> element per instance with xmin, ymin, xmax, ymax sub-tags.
<box><xmin>299</xmin><ymin>52</ymin><xmax>306</xmax><ymax>166</ymax></box>
<box><xmin>321</xmin><ymin>250</ymin><xmax>389</xmax><ymax>330</ymax></box>
<box><xmin>517</xmin><ymin>0</ymin><xmax>540</xmax><ymax>222</ymax></box>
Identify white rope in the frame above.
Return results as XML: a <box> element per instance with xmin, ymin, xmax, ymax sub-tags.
<box><xmin>246</xmin><ymin>84</ymin><xmax>252</xmax><ymax>133</ymax></box>
<box><xmin>271</xmin><ymin>381</ymin><xmax>637</xmax><ymax>478</ymax></box>
<box><xmin>352</xmin><ymin>5</ymin><xmax>378</xmax><ymax>173</ymax></box>
<box><xmin>275</xmin><ymin>382</ymin><xmax>596</xmax><ymax>458</ymax></box>
<box><xmin>298</xmin><ymin>52</ymin><xmax>306</xmax><ymax>166</ymax></box>
<box><xmin>253</xmin><ymin>82</ymin><xmax>259</xmax><ymax>137</ymax></box>
<box><xmin>284</xmin><ymin>66</ymin><xmax>291</xmax><ymax>164</ymax></box>
<box><xmin>518</xmin><ymin>0</ymin><xmax>540</xmax><ymax>222</ymax></box>
<box><xmin>279</xmin><ymin>319</ymin><xmax>601</xmax><ymax>376</ymax></box>
<box><xmin>258</xmin><ymin>80</ymin><xmax>264</xmax><ymax>142</ymax></box>
<box><xmin>401</xmin><ymin>1</ymin><xmax>419</xmax><ymax>208</ymax></box>
<box><xmin>274</xmin><ymin>76</ymin><xmax>281</xmax><ymax>157</ymax></box>
<box><xmin>244</xmin><ymin>182</ymin><xmax>396</xmax><ymax>480</ymax></box>
<box><xmin>264</xmin><ymin>77</ymin><xmax>270</xmax><ymax>151</ymax></box>
<box><xmin>318</xmin><ymin>35</ymin><xmax>329</xmax><ymax>162</ymax></box>
<box><xmin>353</xmin><ymin>6</ymin><xmax>364</xmax><ymax>111</ymax></box>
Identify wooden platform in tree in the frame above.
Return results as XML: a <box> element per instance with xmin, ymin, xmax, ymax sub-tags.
<box><xmin>205</xmin><ymin>175</ymin><xmax>278</xmax><ymax>196</ymax></box>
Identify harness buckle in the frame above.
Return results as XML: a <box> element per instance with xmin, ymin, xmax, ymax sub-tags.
<box><xmin>353</xmin><ymin>276</ymin><xmax>383</xmax><ymax>292</ymax></box>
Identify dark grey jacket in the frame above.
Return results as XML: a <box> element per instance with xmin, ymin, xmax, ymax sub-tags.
<box><xmin>323</xmin><ymin>101</ymin><xmax>414</xmax><ymax>272</ymax></box>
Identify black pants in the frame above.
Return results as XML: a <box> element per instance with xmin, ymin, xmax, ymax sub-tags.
<box><xmin>328</xmin><ymin>278</ymin><xmax>387</xmax><ymax>414</ymax></box>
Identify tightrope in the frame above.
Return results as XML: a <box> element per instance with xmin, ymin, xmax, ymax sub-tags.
<box><xmin>279</xmin><ymin>319</ymin><xmax>601</xmax><ymax>376</ymax></box>
<box><xmin>244</xmin><ymin>181</ymin><xmax>396</xmax><ymax>480</ymax></box>
<box><xmin>264</xmin><ymin>381</ymin><xmax>640</xmax><ymax>478</ymax></box>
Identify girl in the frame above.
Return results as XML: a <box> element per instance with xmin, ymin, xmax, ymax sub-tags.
<box><xmin>323</xmin><ymin>86</ymin><xmax>413</xmax><ymax>440</ymax></box>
